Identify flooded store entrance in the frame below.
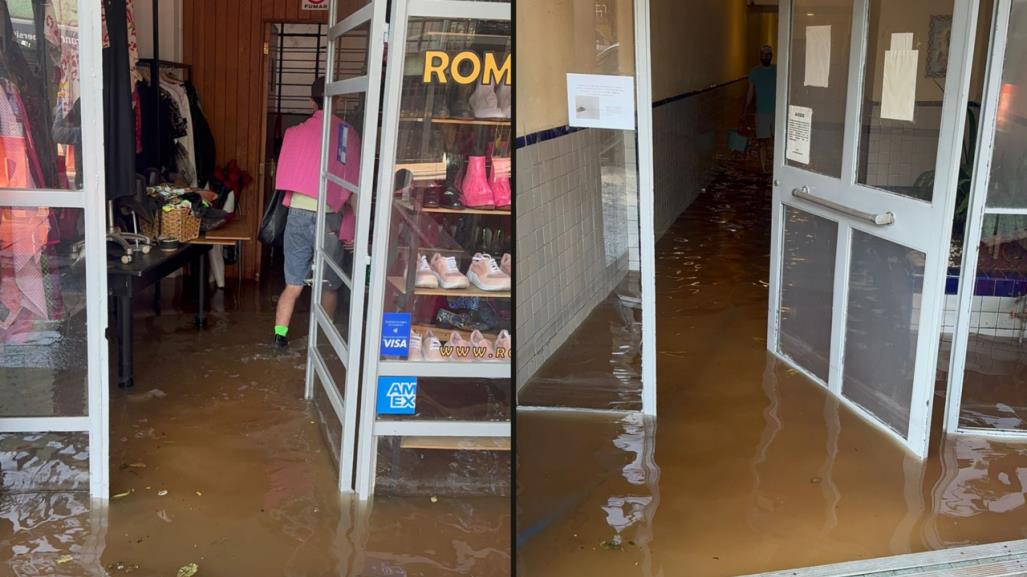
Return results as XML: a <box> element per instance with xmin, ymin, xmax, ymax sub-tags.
<box><xmin>517</xmin><ymin>155</ymin><xmax>1027</xmax><ymax>577</ymax></box>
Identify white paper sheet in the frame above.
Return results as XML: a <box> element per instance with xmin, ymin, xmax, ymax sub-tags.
<box><xmin>566</xmin><ymin>73</ymin><xmax>636</xmax><ymax>131</ymax></box>
<box><xmin>891</xmin><ymin>32</ymin><xmax>914</xmax><ymax>51</ymax></box>
<box><xmin>804</xmin><ymin>25</ymin><xmax>832</xmax><ymax>88</ymax></box>
<box><xmin>881</xmin><ymin>49</ymin><xmax>918</xmax><ymax>122</ymax></box>
<box><xmin>786</xmin><ymin>105</ymin><xmax>813</xmax><ymax>165</ymax></box>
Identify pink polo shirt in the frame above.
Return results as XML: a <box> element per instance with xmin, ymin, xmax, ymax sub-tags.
<box><xmin>275</xmin><ymin>110</ymin><xmax>361</xmax><ymax>241</ymax></box>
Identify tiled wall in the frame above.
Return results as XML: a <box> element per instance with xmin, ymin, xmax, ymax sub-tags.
<box><xmin>861</xmin><ymin>104</ymin><xmax>942</xmax><ymax>191</ymax></box>
<box><xmin>653</xmin><ymin>81</ymin><xmax>748</xmax><ymax>236</ymax></box>
<box><xmin>515</xmin><ymin>80</ymin><xmax>748</xmax><ymax>391</ymax></box>
<box><xmin>515</xmin><ymin>128</ymin><xmax>632</xmax><ymax>391</ymax></box>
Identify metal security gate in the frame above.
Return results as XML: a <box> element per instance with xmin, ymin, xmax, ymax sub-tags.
<box><xmin>304</xmin><ymin>0</ymin><xmax>388</xmax><ymax>492</ymax></box>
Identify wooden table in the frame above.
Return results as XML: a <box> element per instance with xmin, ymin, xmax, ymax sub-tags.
<box><xmin>188</xmin><ymin>218</ymin><xmax>253</xmax><ymax>291</ymax></box>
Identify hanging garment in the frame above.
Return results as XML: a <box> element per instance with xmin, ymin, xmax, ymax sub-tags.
<box><xmin>185</xmin><ymin>82</ymin><xmax>215</xmax><ymax>187</ymax></box>
<box><xmin>0</xmin><ymin>208</ymin><xmax>52</xmax><ymax>336</ymax></box>
<box><xmin>165</xmin><ymin>80</ymin><xmax>197</xmax><ymax>186</ymax></box>
<box><xmin>103</xmin><ymin>0</ymin><xmax>137</xmax><ymax>200</ymax></box>
<box><xmin>1</xmin><ymin>1</ymin><xmax>58</xmax><ymax>189</ymax></box>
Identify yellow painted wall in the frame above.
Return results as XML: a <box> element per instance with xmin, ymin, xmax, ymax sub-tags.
<box><xmin>516</xmin><ymin>0</ymin><xmax>756</xmax><ymax>136</ymax></box>
<box><xmin>650</xmin><ymin>0</ymin><xmax>754</xmax><ymax>102</ymax></box>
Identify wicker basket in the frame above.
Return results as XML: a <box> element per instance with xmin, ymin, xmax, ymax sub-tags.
<box><xmin>143</xmin><ymin>207</ymin><xmax>201</xmax><ymax>242</ymax></box>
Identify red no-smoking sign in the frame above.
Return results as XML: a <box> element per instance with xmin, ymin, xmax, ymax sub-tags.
<box><xmin>302</xmin><ymin>0</ymin><xmax>328</xmax><ymax>10</ymax></box>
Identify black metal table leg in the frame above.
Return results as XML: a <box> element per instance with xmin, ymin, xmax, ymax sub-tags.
<box><xmin>196</xmin><ymin>249</ymin><xmax>207</xmax><ymax>328</ymax></box>
<box><xmin>118</xmin><ymin>293</ymin><xmax>134</xmax><ymax>389</ymax></box>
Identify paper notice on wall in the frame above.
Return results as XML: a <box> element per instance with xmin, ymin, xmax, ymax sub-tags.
<box><xmin>881</xmin><ymin>49</ymin><xmax>919</xmax><ymax>121</ymax></box>
<box><xmin>804</xmin><ymin>25</ymin><xmax>831</xmax><ymax>88</ymax></box>
<box><xmin>566</xmin><ymin>73</ymin><xmax>636</xmax><ymax>131</ymax></box>
<box><xmin>891</xmin><ymin>32</ymin><xmax>914</xmax><ymax>50</ymax></box>
<box><xmin>786</xmin><ymin>105</ymin><xmax>813</xmax><ymax>165</ymax></box>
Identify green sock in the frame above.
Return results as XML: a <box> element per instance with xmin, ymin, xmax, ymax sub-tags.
<box><xmin>274</xmin><ymin>325</ymin><xmax>289</xmax><ymax>337</ymax></box>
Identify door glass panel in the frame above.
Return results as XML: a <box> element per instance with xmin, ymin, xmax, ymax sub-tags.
<box><xmin>0</xmin><ymin>207</ymin><xmax>87</xmax><ymax>417</ymax></box>
<box><xmin>316</xmin><ymin>323</ymin><xmax>349</xmax><ymax>400</ymax></box>
<box><xmin>0</xmin><ymin>0</ymin><xmax>83</xmax><ymax>190</ymax></box>
<box><xmin>985</xmin><ymin>0</ymin><xmax>1027</xmax><ymax>209</ymax></box>
<box><xmin>957</xmin><ymin>216</ymin><xmax>1027</xmax><ymax>430</ymax></box>
<box><xmin>335</xmin><ymin>0</ymin><xmax>370</xmax><ymax>23</ymax></box>
<box><xmin>320</xmin><ymin>282</ymin><xmax>353</xmax><ymax>341</ymax></box>
<box><xmin>333</xmin><ymin>22</ymin><xmax>371</xmax><ymax>82</ymax></box>
<box><xmin>0</xmin><ymin>432</ymin><xmax>89</xmax><ymax>491</ymax></box>
<box><xmin>785</xmin><ymin>0</ymin><xmax>854</xmax><ymax>177</ymax></box>
<box><xmin>856</xmin><ymin>0</ymin><xmax>955</xmax><ymax>201</ymax></box>
<box><xmin>955</xmin><ymin>1</ymin><xmax>1027</xmax><ymax>431</ymax></box>
<box><xmin>842</xmin><ymin>230</ymin><xmax>925</xmax><ymax>437</ymax></box>
<box><xmin>779</xmin><ymin>206</ymin><xmax>837</xmax><ymax>382</ymax></box>
<box><xmin>312</xmin><ymin>371</ymin><xmax>343</xmax><ymax>463</ymax></box>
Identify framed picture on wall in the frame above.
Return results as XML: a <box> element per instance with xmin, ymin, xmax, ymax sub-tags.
<box><xmin>927</xmin><ymin>15</ymin><xmax>952</xmax><ymax>78</ymax></box>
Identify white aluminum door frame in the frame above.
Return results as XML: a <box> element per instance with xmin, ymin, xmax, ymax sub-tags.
<box><xmin>635</xmin><ymin>0</ymin><xmax>658</xmax><ymax>417</ymax></box>
<box><xmin>0</xmin><ymin>0</ymin><xmax>110</xmax><ymax>499</ymax></box>
<box><xmin>304</xmin><ymin>0</ymin><xmax>389</xmax><ymax>493</ymax></box>
<box><xmin>357</xmin><ymin>0</ymin><xmax>512</xmax><ymax>499</ymax></box>
<box><xmin>944</xmin><ymin>0</ymin><xmax>1027</xmax><ymax>440</ymax></box>
<box><xmin>768</xmin><ymin>0</ymin><xmax>978</xmax><ymax>458</ymax></box>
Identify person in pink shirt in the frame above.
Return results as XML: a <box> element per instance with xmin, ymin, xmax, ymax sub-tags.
<box><xmin>273</xmin><ymin>77</ymin><xmax>361</xmax><ymax>348</ymax></box>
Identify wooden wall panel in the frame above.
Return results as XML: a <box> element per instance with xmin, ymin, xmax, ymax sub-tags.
<box><xmin>182</xmin><ymin>0</ymin><xmax>327</xmax><ymax>279</ymax></box>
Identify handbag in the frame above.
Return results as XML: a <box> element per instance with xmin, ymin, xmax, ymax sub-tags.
<box><xmin>259</xmin><ymin>189</ymin><xmax>289</xmax><ymax>246</ymax></box>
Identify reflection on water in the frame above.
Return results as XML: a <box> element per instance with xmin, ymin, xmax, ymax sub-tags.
<box><xmin>1</xmin><ymin>278</ymin><xmax>509</xmax><ymax>576</ymax></box>
<box><xmin>517</xmin><ymin>158</ymin><xmax>1027</xmax><ymax>577</ymax></box>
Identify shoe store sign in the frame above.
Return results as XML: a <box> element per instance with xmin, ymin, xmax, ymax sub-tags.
<box><xmin>301</xmin><ymin>0</ymin><xmax>328</xmax><ymax>10</ymax></box>
<box><xmin>423</xmin><ymin>51</ymin><xmax>511</xmax><ymax>85</ymax></box>
<box><xmin>378</xmin><ymin>377</ymin><xmax>417</xmax><ymax>415</ymax></box>
<box><xmin>566</xmin><ymin>73</ymin><xmax>635</xmax><ymax>131</ymax></box>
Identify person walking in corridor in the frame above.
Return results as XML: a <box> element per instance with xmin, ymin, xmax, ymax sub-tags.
<box><xmin>745</xmin><ymin>44</ymin><xmax>777</xmax><ymax>172</ymax></box>
<box><xmin>272</xmin><ymin>76</ymin><xmax>361</xmax><ymax>348</ymax></box>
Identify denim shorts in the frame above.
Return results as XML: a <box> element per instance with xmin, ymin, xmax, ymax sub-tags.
<box><xmin>283</xmin><ymin>208</ymin><xmax>345</xmax><ymax>289</ymax></box>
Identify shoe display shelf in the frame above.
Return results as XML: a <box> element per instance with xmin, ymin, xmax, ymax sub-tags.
<box><xmin>358</xmin><ymin>1</ymin><xmax>511</xmax><ymax>496</ymax></box>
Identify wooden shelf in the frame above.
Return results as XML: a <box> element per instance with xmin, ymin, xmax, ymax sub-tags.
<box><xmin>400</xmin><ymin>436</ymin><xmax>511</xmax><ymax>451</ymax></box>
<box><xmin>388</xmin><ymin>276</ymin><xmax>510</xmax><ymax>299</ymax></box>
<box><xmin>399</xmin><ymin>116</ymin><xmax>510</xmax><ymax>126</ymax></box>
<box><xmin>395</xmin><ymin>198</ymin><xmax>511</xmax><ymax>216</ymax></box>
<box><xmin>396</xmin><ymin>162</ymin><xmax>446</xmax><ymax>181</ymax></box>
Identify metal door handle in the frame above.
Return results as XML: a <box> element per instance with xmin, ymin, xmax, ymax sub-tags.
<box><xmin>792</xmin><ymin>187</ymin><xmax>895</xmax><ymax>226</ymax></box>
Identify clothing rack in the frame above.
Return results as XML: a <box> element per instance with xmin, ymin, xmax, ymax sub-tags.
<box><xmin>137</xmin><ymin>0</ymin><xmax>192</xmax><ymax>176</ymax></box>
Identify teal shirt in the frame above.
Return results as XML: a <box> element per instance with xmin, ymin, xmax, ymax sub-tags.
<box><xmin>749</xmin><ymin>65</ymin><xmax>777</xmax><ymax>115</ymax></box>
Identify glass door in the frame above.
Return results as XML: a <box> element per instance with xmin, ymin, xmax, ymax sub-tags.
<box><xmin>305</xmin><ymin>0</ymin><xmax>388</xmax><ymax>492</ymax></box>
<box><xmin>0</xmin><ymin>0</ymin><xmax>109</xmax><ymax>498</ymax></box>
<box><xmin>946</xmin><ymin>0</ymin><xmax>1027</xmax><ymax>438</ymax></box>
<box><xmin>769</xmin><ymin>0</ymin><xmax>978</xmax><ymax>457</ymax></box>
<box><xmin>358</xmin><ymin>0</ymin><xmax>512</xmax><ymax>499</ymax></box>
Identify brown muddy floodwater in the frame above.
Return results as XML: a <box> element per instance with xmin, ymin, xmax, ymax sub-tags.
<box><xmin>1</xmin><ymin>280</ymin><xmax>509</xmax><ymax>576</ymax></box>
<box><xmin>517</xmin><ymin>158</ymin><xmax>1027</xmax><ymax>576</ymax></box>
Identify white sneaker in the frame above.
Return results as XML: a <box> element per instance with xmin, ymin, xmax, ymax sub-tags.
<box><xmin>470</xmin><ymin>330</ymin><xmax>495</xmax><ymax>362</ymax></box>
<box><xmin>415</xmin><ymin>254</ymin><xmax>439</xmax><ymax>289</ymax></box>
<box><xmin>430</xmin><ymin>253</ymin><xmax>470</xmax><ymax>290</ymax></box>
<box><xmin>467</xmin><ymin>253</ymin><xmax>511</xmax><ymax>292</ymax></box>
<box><xmin>469</xmin><ymin>84</ymin><xmax>505</xmax><ymax>119</ymax></box>
<box><xmin>408</xmin><ymin>331</ymin><xmax>423</xmax><ymax>361</ymax></box>
<box><xmin>422</xmin><ymin>330</ymin><xmax>444</xmax><ymax>361</ymax></box>
<box><xmin>497</xmin><ymin>84</ymin><xmax>511</xmax><ymax>118</ymax></box>
<box><xmin>494</xmin><ymin>330</ymin><xmax>512</xmax><ymax>362</ymax></box>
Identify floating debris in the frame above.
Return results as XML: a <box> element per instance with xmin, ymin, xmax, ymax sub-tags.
<box><xmin>112</xmin><ymin>489</ymin><xmax>134</xmax><ymax>500</ymax></box>
<box><xmin>56</xmin><ymin>555</ymin><xmax>73</xmax><ymax>564</ymax></box>
<box><xmin>177</xmin><ymin>563</ymin><xmax>199</xmax><ymax>577</ymax></box>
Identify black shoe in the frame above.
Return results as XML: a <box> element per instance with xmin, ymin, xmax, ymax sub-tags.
<box><xmin>274</xmin><ymin>334</ymin><xmax>289</xmax><ymax>349</ymax></box>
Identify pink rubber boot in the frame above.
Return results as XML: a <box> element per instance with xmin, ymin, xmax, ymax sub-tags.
<box><xmin>460</xmin><ymin>156</ymin><xmax>495</xmax><ymax>209</ymax></box>
<box><xmin>490</xmin><ymin>157</ymin><xmax>511</xmax><ymax>210</ymax></box>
